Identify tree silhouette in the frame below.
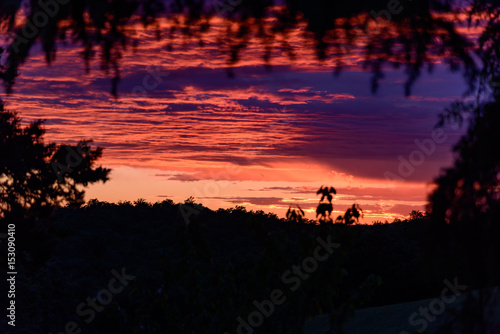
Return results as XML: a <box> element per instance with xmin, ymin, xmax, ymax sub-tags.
<box><xmin>0</xmin><ymin>0</ymin><xmax>485</xmax><ymax>96</ymax></box>
<box><xmin>427</xmin><ymin>81</ymin><xmax>500</xmax><ymax>279</ymax></box>
<box><xmin>424</xmin><ymin>76</ymin><xmax>500</xmax><ymax>332</ymax></box>
<box><xmin>409</xmin><ymin>210</ymin><xmax>424</xmax><ymax>220</ymax></box>
<box><xmin>0</xmin><ymin>100</ymin><xmax>110</xmax><ymax>270</ymax></box>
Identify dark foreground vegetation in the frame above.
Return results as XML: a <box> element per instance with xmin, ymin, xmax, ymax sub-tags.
<box><xmin>0</xmin><ymin>195</ymin><xmax>496</xmax><ymax>334</ymax></box>
<box><xmin>0</xmin><ymin>197</ymin><xmax>433</xmax><ymax>333</ymax></box>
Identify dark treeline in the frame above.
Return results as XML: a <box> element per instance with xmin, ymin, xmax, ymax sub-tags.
<box><xmin>3</xmin><ymin>196</ymin><xmax>431</xmax><ymax>333</ymax></box>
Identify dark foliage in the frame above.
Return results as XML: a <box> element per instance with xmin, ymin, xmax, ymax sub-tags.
<box><xmin>0</xmin><ymin>0</ymin><xmax>491</xmax><ymax>96</ymax></box>
<box><xmin>425</xmin><ymin>74</ymin><xmax>500</xmax><ymax>333</ymax></box>
<box><xmin>5</xmin><ymin>197</ymin><xmax>444</xmax><ymax>334</ymax></box>
<box><xmin>0</xmin><ymin>100</ymin><xmax>110</xmax><ymax>271</ymax></box>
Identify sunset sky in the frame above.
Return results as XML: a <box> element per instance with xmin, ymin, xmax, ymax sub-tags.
<box><xmin>1</xmin><ymin>14</ymin><xmax>475</xmax><ymax>222</ymax></box>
